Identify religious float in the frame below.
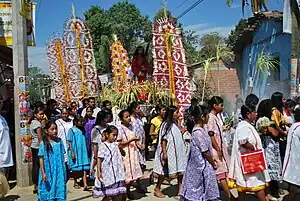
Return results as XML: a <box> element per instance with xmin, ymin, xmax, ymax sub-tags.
<box><xmin>47</xmin><ymin>12</ymin><xmax>99</xmax><ymax>106</ymax></box>
<box><xmin>152</xmin><ymin>16</ymin><xmax>191</xmax><ymax>124</ymax></box>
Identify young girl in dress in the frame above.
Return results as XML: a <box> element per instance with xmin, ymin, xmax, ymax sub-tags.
<box><xmin>180</xmin><ymin>104</ymin><xmax>219</xmax><ymax>201</ymax></box>
<box><xmin>128</xmin><ymin>102</ymin><xmax>146</xmax><ymax>171</ymax></box>
<box><xmin>38</xmin><ymin>121</ymin><xmax>66</xmax><ymax>201</ymax></box>
<box><xmin>207</xmin><ymin>96</ymin><xmax>232</xmax><ymax>200</ymax></box>
<box><xmin>117</xmin><ymin>110</ymin><xmax>143</xmax><ymax>199</ymax></box>
<box><xmin>94</xmin><ymin>125</ymin><xmax>126</xmax><ymax>200</ymax></box>
<box><xmin>153</xmin><ymin>106</ymin><xmax>187</xmax><ymax>198</ymax></box>
<box><xmin>67</xmin><ymin>116</ymin><xmax>90</xmax><ymax>191</ymax></box>
<box><xmin>84</xmin><ymin>106</ymin><xmax>96</xmax><ymax>158</ymax></box>
<box><xmin>30</xmin><ymin>107</ymin><xmax>44</xmax><ymax>194</ymax></box>
<box><xmin>56</xmin><ymin>108</ymin><xmax>73</xmax><ymax>165</ymax></box>
<box><xmin>91</xmin><ymin>110</ymin><xmax>111</xmax><ymax>198</ymax></box>
<box><xmin>149</xmin><ymin>104</ymin><xmax>166</xmax><ymax>148</ymax></box>
<box><xmin>90</xmin><ymin>110</ymin><xmax>110</xmax><ymax>176</ymax></box>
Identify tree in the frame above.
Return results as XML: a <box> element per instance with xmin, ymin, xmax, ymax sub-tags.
<box><xmin>28</xmin><ymin>67</ymin><xmax>51</xmax><ymax>104</ymax></box>
<box><xmin>84</xmin><ymin>1</ymin><xmax>152</xmax><ymax>73</ymax></box>
<box><xmin>198</xmin><ymin>32</ymin><xmax>224</xmax><ymax>61</ymax></box>
<box><xmin>226</xmin><ymin>19</ymin><xmax>247</xmax><ymax>52</ymax></box>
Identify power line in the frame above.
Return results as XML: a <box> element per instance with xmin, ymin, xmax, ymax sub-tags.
<box><xmin>177</xmin><ymin>0</ymin><xmax>205</xmax><ymax>20</ymax></box>
<box><xmin>171</xmin><ymin>0</ymin><xmax>191</xmax><ymax>12</ymax></box>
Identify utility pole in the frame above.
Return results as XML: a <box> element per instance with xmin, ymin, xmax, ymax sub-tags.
<box><xmin>12</xmin><ymin>0</ymin><xmax>31</xmax><ymax>187</ymax></box>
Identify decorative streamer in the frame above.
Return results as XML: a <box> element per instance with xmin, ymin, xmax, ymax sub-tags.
<box><xmin>46</xmin><ymin>15</ymin><xmax>99</xmax><ymax>106</ymax></box>
<box><xmin>110</xmin><ymin>36</ymin><xmax>131</xmax><ymax>88</ymax></box>
<box><xmin>62</xmin><ymin>17</ymin><xmax>99</xmax><ymax>102</ymax></box>
<box><xmin>152</xmin><ymin>17</ymin><xmax>191</xmax><ymax>125</ymax></box>
<box><xmin>54</xmin><ymin>40</ymin><xmax>70</xmax><ymax>103</ymax></box>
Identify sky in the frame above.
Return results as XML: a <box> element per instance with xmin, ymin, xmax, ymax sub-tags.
<box><xmin>27</xmin><ymin>0</ymin><xmax>284</xmax><ymax>74</ymax></box>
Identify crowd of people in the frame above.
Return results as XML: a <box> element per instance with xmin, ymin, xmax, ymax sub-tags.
<box><xmin>1</xmin><ymin>92</ymin><xmax>300</xmax><ymax>201</ymax></box>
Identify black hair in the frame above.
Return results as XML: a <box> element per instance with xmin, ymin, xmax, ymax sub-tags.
<box><xmin>46</xmin><ymin>99</ymin><xmax>57</xmax><ymax>107</ymax></box>
<box><xmin>34</xmin><ymin>101</ymin><xmax>45</xmax><ymax>109</ymax></box>
<box><xmin>208</xmin><ymin>96</ymin><xmax>223</xmax><ymax>111</ymax></box>
<box><xmin>73</xmin><ymin>115</ymin><xmax>85</xmax><ymax>127</ymax></box>
<box><xmin>294</xmin><ymin>107</ymin><xmax>300</xmax><ymax>122</ymax></box>
<box><xmin>102</xmin><ymin>100</ymin><xmax>111</xmax><ymax>107</ymax></box>
<box><xmin>241</xmin><ymin>104</ymin><xmax>256</xmax><ymax>120</ymax></box>
<box><xmin>128</xmin><ymin>102</ymin><xmax>139</xmax><ymax>115</ymax></box>
<box><xmin>89</xmin><ymin>97</ymin><xmax>96</xmax><ymax>101</ymax></box>
<box><xmin>29</xmin><ymin>107</ymin><xmax>44</xmax><ymax>124</ymax></box>
<box><xmin>70</xmin><ymin>101</ymin><xmax>77</xmax><ymax>108</ymax></box>
<box><xmin>245</xmin><ymin>94</ymin><xmax>259</xmax><ymax>108</ymax></box>
<box><xmin>186</xmin><ymin>104</ymin><xmax>209</xmax><ymax>133</ymax></box>
<box><xmin>118</xmin><ymin>109</ymin><xmax>129</xmax><ymax>120</ymax></box>
<box><xmin>271</xmin><ymin>92</ymin><xmax>284</xmax><ymax>113</ymax></box>
<box><xmin>95</xmin><ymin>110</ymin><xmax>109</xmax><ymax>126</ymax></box>
<box><xmin>257</xmin><ymin>99</ymin><xmax>272</xmax><ymax>119</ymax></box>
<box><xmin>191</xmin><ymin>98</ymin><xmax>198</xmax><ymax>105</ymax></box>
<box><xmin>161</xmin><ymin>106</ymin><xmax>178</xmax><ymax>138</ymax></box>
<box><xmin>43</xmin><ymin>121</ymin><xmax>57</xmax><ymax>153</ymax></box>
<box><xmin>285</xmin><ymin>99</ymin><xmax>296</xmax><ymax>110</ymax></box>
<box><xmin>133</xmin><ymin>46</ymin><xmax>145</xmax><ymax>57</ymax></box>
<box><xmin>105</xmin><ymin>125</ymin><xmax>118</xmax><ymax>134</ymax></box>
<box><xmin>82</xmin><ymin>98</ymin><xmax>89</xmax><ymax>107</ymax></box>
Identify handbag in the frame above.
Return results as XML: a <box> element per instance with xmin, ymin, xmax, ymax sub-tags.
<box><xmin>240</xmin><ymin>128</ymin><xmax>267</xmax><ymax>175</ymax></box>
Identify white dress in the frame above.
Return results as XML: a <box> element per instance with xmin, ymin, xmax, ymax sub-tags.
<box><xmin>55</xmin><ymin>118</ymin><xmax>73</xmax><ymax>162</ymax></box>
<box><xmin>282</xmin><ymin>122</ymin><xmax>300</xmax><ymax>186</ymax></box>
<box><xmin>153</xmin><ymin>123</ymin><xmax>187</xmax><ymax>176</ymax></box>
<box><xmin>0</xmin><ymin>115</ymin><xmax>13</xmax><ymax>168</ymax></box>
<box><xmin>228</xmin><ymin>121</ymin><xmax>270</xmax><ymax>192</ymax></box>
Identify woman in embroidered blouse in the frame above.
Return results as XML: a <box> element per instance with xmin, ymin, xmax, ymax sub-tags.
<box><xmin>207</xmin><ymin>96</ymin><xmax>232</xmax><ymax>200</ymax></box>
<box><xmin>153</xmin><ymin>106</ymin><xmax>187</xmax><ymax>198</ymax></box>
<box><xmin>228</xmin><ymin>104</ymin><xmax>270</xmax><ymax>201</ymax></box>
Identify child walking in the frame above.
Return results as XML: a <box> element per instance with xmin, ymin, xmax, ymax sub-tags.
<box><xmin>67</xmin><ymin>116</ymin><xmax>90</xmax><ymax>191</ymax></box>
<box><xmin>93</xmin><ymin>125</ymin><xmax>126</xmax><ymax>200</ymax></box>
<box><xmin>117</xmin><ymin>110</ymin><xmax>144</xmax><ymax>199</ymax></box>
<box><xmin>181</xmin><ymin>105</ymin><xmax>219</xmax><ymax>201</ymax></box>
<box><xmin>38</xmin><ymin>121</ymin><xmax>66</xmax><ymax>201</ymax></box>
<box><xmin>30</xmin><ymin>107</ymin><xmax>44</xmax><ymax>194</ymax></box>
<box><xmin>84</xmin><ymin>106</ymin><xmax>96</xmax><ymax>158</ymax></box>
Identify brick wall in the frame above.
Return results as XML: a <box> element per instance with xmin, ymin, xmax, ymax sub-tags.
<box><xmin>193</xmin><ymin>67</ymin><xmax>240</xmax><ymax>104</ymax></box>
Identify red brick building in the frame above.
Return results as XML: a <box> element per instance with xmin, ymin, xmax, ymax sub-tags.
<box><xmin>190</xmin><ymin>61</ymin><xmax>240</xmax><ymax>110</ymax></box>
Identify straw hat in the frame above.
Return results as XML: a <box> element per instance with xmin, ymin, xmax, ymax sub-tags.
<box><xmin>0</xmin><ymin>172</ymin><xmax>9</xmax><ymax>198</ymax></box>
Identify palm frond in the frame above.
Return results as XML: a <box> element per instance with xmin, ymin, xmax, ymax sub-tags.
<box><xmin>256</xmin><ymin>52</ymin><xmax>279</xmax><ymax>76</ymax></box>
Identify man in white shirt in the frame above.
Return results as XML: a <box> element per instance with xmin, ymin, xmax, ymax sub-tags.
<box><xmin>81</xmin><ymin>97</ymin><xmax>101</xmax><ymax>118</ymax></box>
<box><xmin>0</xmin><ymin>96</ymin><xmax>13</xmax><ymax>178</ymax></box>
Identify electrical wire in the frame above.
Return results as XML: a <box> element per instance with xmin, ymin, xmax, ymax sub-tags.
<box><xmin>171</xmin><ymin>0</ymin><xmax>191</xmax><ymax>12</ymax></box>
<box><xmin>177</xmin><ymin>0</ymin><xmax>205</xmax><ymax>19</ymax></box>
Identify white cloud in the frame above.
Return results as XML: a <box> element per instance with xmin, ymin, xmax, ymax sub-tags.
<box><xmin>28</xmin><ymin>46</ymin><xmax>49</xmax><ymax>74</ymax></box>
<box><xmin>184</xmin><ymin>24</ymin><xmax>235</xmax><ymax>38</ymax></box>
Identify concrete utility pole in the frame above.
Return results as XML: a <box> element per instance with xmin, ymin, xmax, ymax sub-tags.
<box><xmin>12</xmin><ymin>0</ymin><xmax>31</xmax><ymax>187</ymax></box>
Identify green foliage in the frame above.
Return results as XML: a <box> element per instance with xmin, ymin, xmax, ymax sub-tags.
<box><xmin>198</xmin><ymin>32</ymin><xmax>224</xmax><ymax>61</ymax></box>
<box><xmin>84</xmin><ymin>2</ymin><xmax>152</xmax><ymax>73</ymax></box>
<box><xmin>226</xmin><ymin>19</ymin><xmax>248</xmax><ymax>51</ymax></box>
<box><xmin>256</xmin><ymin>52</ymin><xmax>280</xmax><ymax>76</ymax></box>
<box><xmin>28</xmin><ymin>67</ymin><xmax>51</xmax><ymax>104</ymax></box>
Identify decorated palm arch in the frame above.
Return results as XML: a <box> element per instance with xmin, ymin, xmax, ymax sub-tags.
<box><xmin>47</xmin><ymin>7</ymin><xmax>99</xmax><ymax>106</ymax></box>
